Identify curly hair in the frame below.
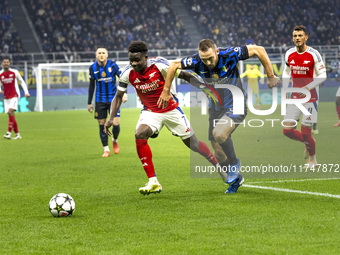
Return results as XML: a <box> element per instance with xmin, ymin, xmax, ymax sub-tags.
<box><xmin>128</xmin><ymin>41</ymin><xmax>148</xmax><ymax>53</ymax></box>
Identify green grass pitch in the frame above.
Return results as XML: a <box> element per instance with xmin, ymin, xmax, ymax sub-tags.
<box><xmin>0</xmin><ymin>102</ymin><xmax>339</xmax><ymax>254</ymax></box>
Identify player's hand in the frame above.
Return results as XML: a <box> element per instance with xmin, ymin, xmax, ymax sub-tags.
<box><xmin>88</xmin><ymin>104</ymin><xmax>94</xmax><ymax>113</ymax></box>
<box><xmin>25</xmin><ymin>93</ymin><xmax>30</xmax><ymax>98</ymax></box>
<box><xmin>104</xmin><ymin>120</ymin><xmax>113</xmax><ymax>136</ymax></box>
<box><xmin>0</xmin><ymin>91</ymin><xmax>3</xmax><ymax>95</ymax></box>
<box><xmin>122</xmin><ymin>93</ymin><xmax>128</xmax><ymax>103</ymax></box>
<box><xmin>267</xmin><ymin>76</ymin><xmax>279</xmax><ymax>88</ymax></box>
<box><xmin>157</xmin><ymin>90</ymin><xmax>173</xmax><ymax>109</ymax></box>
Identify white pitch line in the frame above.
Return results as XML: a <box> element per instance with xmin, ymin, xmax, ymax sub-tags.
<box><xmin>243</xmin><ymin>184</ymin><xmax>340</xmax><ymax>199</ymax></box>
<box><xmin>246</xmin><ymin>178</ymin><xmax>340</xmax><ymax>184</ymax></box>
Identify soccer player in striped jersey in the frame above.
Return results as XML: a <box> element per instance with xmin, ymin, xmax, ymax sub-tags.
<box><xmin>88</xmin><ymin>48</ymin><xmax>127</xmax><ymax>157</ymax></box>
<box><xmin>104</xmin><ymin>41</ymin><xmax>219</xmax><ymax>195</ymax></box>
<box><xmin>0</xmin><ymin>57</ymin><xmax>30</xmax><ymax>140</ymax></box>
<box><xmin>160</xmin><ymin>39</ymin><xmax>278</xmax><ymax>193</ymax></box>
<box><xmin>282</xmin><ymin>25</ymin><xmax>327</xmax><ymax>168</ymax></box>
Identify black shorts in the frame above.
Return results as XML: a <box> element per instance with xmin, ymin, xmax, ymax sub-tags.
<box><xmin>95</xmin><ymin>102</ymin><xmax>120</xmax><ymax>119</ymax></box>
<box><xmin>208</xmin><ymin>109</ymin><xmax>247</xmax><ymax>141</ymax></box>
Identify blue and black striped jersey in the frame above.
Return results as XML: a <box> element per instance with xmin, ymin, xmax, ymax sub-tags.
<box><xmin>181</xmin><ymin>46</ymin><xmax>249</xmax><ymax>114</ymax></box>
<box><xmin>89</xmin><ymin>60</ymin><xmax>120</xmax><ymax>103</ymax></box>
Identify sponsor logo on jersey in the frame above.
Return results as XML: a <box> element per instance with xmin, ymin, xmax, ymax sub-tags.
<box><xmin>135</xmin><ymin>79</ymin><xmax>161</xmax><ymax>93</ymax></box>
<box><xmin>134</xmin><ymin>78</ymin><xmax>141</xmax><ymax>83</ymax></box>
<box><xmin>290</xmin><ymin>60</ymin><xmax>295</xmax><ymax>64</ymax></box>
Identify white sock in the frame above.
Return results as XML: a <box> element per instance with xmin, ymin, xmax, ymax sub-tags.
<box><xmin>310</xmin><ymin>155</ymin><xmax>316</xmax><ymax>162</ymax></box>
<box><xmin>149</xmin><ymin>177</ymin><xmax>158</xmax><ymax>182</ymax></box>
<box><xmin>104</xmin><ymin>146</ymin><xmax>109</xmax><ymax>152</ymax></box>
<box><xmin>112</xmin><ymin>138</ymin><xmax>118</xmax><ymax>143</ymax></box>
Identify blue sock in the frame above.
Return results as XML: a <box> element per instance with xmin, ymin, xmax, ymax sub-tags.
<box><xmin>112</xmin><ymin>125</ymin><xmax>120</xmax><ymax>140</ymax></box>
<box><xmin>218</xmin><ymin>136</ymin><xmax>238</xmax><ymax>165</ymax></box>
<box><xmin>99</xmin><ymin>125</ymin><xmax>108</xmax><ymax>147</ymax></box>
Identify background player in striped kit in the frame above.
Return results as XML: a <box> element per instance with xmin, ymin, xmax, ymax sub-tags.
<box><xmin>88</xmin><ymin>48</ymin><xmax>127</xmax><ymax>157</ymax></box>
<box><xmin>282</xmin><ymin>25</ymin><xmax>327</xmax><ymax>168</ymax></box>
<box><xmin>0</xmin><ymin>57</ymin><xmax>30</xmax><ymax>140</ymax></box>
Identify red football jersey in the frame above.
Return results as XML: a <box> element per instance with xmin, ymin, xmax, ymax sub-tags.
<box><xmin>0</xmin><ymin>68</ymin><xmax>29</xmax><ymax>99</ymax></box>
<box><xmin>284</xmin><ymin>46</ymin><xmax>326</xmax><ymax>102</ymax></box>
<box><xmin>119</xmin><ymin>57</ymin><xmax>178</xmax><ymax>113</ymax></box>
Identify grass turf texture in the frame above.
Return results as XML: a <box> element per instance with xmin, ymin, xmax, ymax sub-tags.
<box><xmin>0</xmin><ymin>103</ymin><xmax>339</xmax><ymax>254</ymax></box>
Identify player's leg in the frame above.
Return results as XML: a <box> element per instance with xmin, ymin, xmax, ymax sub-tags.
<box><xmin>211</xmin><ymin>114</ymin><xmax>245</xmax><ymax>193</ymax></box>
<box><xmin>282</xmin><ymin>104</ymin><xmax>303</xmax><ymax>142</ymax></box>
<box><xmin>95</xmin><ymin>102</ymin><xmax>110</xmax><ymax>157</ymax></box>
<box><xmin>4</xmin><ymin>98</ymin><xmax>20</xmax><ymax>139</ymax></box>
<box><xmin>181</xmin><ymin>134</ymin><xmax>218</xmax><ymax>166</ymax></box>
<box><xmin>111</xmin><ymin>109</ymin><xmax>121</xmax><ymax>154</ymax></box>
<box><xmin>301</xmin><ymin>103</ymin><xmax>318</xmax><ymax>167</ymax></box>
<box><xmin>334</xmin><ymin>96</ymin><xmax>340</xmax><ymax>127</ymax></box>
<box><xmin>97</xmin><ymin>118</ymin><xmax>110</xmax><ymax>157</ymax></box>
<box><xmin>135</xmin><ymin>111</ymin><xmax>163</xmax><ymax>195</ymax></box>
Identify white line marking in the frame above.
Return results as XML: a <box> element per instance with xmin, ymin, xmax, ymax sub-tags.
<box><xmin>243</xmin><ymin>184</ymin><xmax>340</xmax><ymax>199</ymax></box>
<box><xmin>247</xmin><ymin>178</ymin><xmax>340</xmax><ymax>184</ymax></box>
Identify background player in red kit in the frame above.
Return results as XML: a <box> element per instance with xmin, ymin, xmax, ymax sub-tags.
<box><xmin>104</xmin><ymin>41</ymin><xmax>219</xmax><ymax>195</ymax></box>
<box><xmin>0</xmin><ymin>57</ymin><xmax>30</xmax><ymax>139</ymax></box>
<box><xmin>282</xmin><ymin>25</ymin><xmax>327</xmax><ymax>168</ymax></box>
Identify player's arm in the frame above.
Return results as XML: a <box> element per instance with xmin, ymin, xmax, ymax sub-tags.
<box><xmin>282</xmin><ymin>64</ymin><xmax>292</xmax><ymax>98</ymax></box>
<box><xmin>104</xmin><ymin>82</ymin><xmax>126</xmax><ymax>135</ymax></box>
<box><xmin>88</xmin><ymin>78</ymin><xmax>95</xmax><ymax>113</ymax></box>
<box><xmin>157</xmin><ymin>59</ymin><xmax>182</xmax><ymax>109</ymax></box>
<box><xmin>304</xmin><ymin>56</ymin><xmax>327</xmax><ymax>91</ymax></box>
<box><xmin>0</xmin><ymin>81</ymin><xmax>3</xmax><ymax>95</ymax></box>
<box><xmin>178</xmin><ymin>70</ymin><xmax>220</xmax><ymax>103</ymax></box>
<box><xmin>246</xmin><ymin>45</ymin><xmax>278</xmax><ymax>88</ymax></box>
<box><xmin>15</xmin><ymin>70</ymin><xmax>30</xmax><ymax>97</ymax></box>
<box><xmin>240</xmin><ymin>70</ymin><xmax>248</xmax><ymax>78</ymax></box>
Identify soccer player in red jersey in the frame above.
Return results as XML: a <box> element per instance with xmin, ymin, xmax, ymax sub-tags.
<box><xmin>104</xmin><ymin>41</ymin><xmax>219</xmax><ymax>195</ymax></box>
<box><xmin>0</xmin><ymin>57</ymin><xmax>30</xmax><ymax>139</ymax></box>
<box><xmin>282</xmin><ymin>25</ymin><xmax>327</xmax><ymax>168</ymax></box>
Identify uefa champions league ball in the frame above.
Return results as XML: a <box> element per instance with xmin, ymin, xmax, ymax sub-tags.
<box><xmin>49</xmin><ymin>193</ymin><xmax>75</xmax><ymax>217</ymax></box>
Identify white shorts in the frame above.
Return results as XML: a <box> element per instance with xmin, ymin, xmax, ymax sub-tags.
<box><xmin>4</xmin><ymin>97</ymin><xmax>18</xmax><ymax>113</ymax></box>
<box><xmin>336</xmin><ymin>86</ymin><xmax>340</xmax><ymax>97</ymax></box>
<box><xmin>283</xmin><ymin>102</ymin><xmax>318</xmax><ymax>127</ymax></box>
<box><xmin>136</xmin><ymin>108</ymin><xmax>193</xmax><ymax>140</ymax></box>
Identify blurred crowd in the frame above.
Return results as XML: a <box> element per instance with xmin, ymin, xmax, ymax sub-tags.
<box><xmin>1</xmin><ymin>0</ymin><xmax>340</xmax><ymax>57</ymax></box>
<box><xmin>186</xmin><ymin>0</ymin><xmax>340</xmax><ymax>47</ymax></box>
<box><xmin>0</xmin><ymin>1</ymin><xmax>25</xmax><ymax>59</ymax></box>
<box><xmin>23</xmin><ymin>0</ymin><xmax>192</xmax><ymax>54</ymax></box>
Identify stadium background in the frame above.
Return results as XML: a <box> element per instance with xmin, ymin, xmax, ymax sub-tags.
<box><xmin>0</xmin><ymin>0</ymin><xmax>339</xmax><ymax>112</ymax></box>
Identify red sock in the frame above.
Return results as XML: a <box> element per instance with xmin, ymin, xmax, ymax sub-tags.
<box><xmin>8</xmin><ymin>115</ymin><xmax>15</xmax><ymax>133</ymax></box>
<box><xmin>136</xmin><ymin>139</ymin><xmax>155</xmax><ymax>178</ymax></box>
<box><xmin>301</xmin><ymin>126</ymin><xmax>315</xmax><ymax>156</ymax></box>
<box><xmin>197</xmin><ymin>141</ymin><xmax>218</xmax><ymax>165</ymax></box>
<box><xmin>283</xmin><ymin>129</ymin><xmax>304</xmax><ymax>142</ymax></box>
<box><xmin>12</xmin><ymin>116</ymin><xmax>18</xmax><ymax>133</ymax></box>
<box><xmin>336</xmin><ymin>106</ymin><xmax>340</xmax><ymax>120</ymax></box>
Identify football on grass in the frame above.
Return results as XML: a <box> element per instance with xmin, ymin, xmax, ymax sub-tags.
<box><xmin>49</xmin><ymin>193</ymin><xmax>75</xmax><ymax>217</ymax></box>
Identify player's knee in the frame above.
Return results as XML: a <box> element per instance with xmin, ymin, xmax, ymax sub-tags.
<box><xmin>189</xmin><ymin>137</ymin><xmax>200</xmax><ymax>152</ymax></box>
<box><xmin>283</xmin><ymin>128</ymin><xmax>293</xmax><ymax>137</ymax></box>
<box><xmin>212</xmin><ymin>130</ymin><xmax>227</xmax><ymax>144</ymax></box>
